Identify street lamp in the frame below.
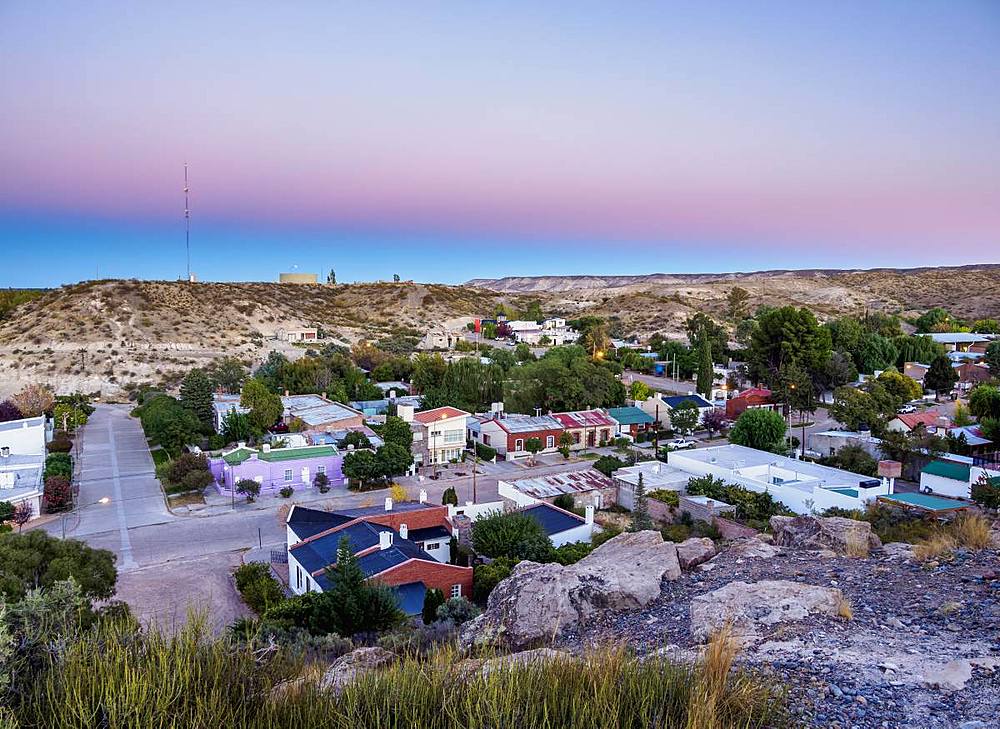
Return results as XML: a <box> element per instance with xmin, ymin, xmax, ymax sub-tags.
<box><xmin>62</xmin><ymin>495</ymin><xmax>110</xmax><ymax>539</ymax></box>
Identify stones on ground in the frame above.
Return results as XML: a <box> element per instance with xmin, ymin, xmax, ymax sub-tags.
<box><xmin>921</xmin><ymin>657</ymin><xmax>1000</xmax><ymax>692</ymax></box>
<box><xmin>689</xmin><ymin>579</ymin><xmax>844</xmax><ymax>642</ymax></box>
<box><xmin>882</xmin><ymin>542</ymin><xmax>916</xmax><ymax>561</ymax></box>
<box><xmin>460</xmin><ymin>530</ymin><xmax>680</xmax><ymax>651</ymax></box>
<box><xmin>319</xmin><ymin>647</ymin><xmax>397</xmax><ymax>694</ymax></box>
<box><xmin>457</xmin><ymin>647</ymin><xmax>571</xmax><ymax>679</ymax></box>
<box><xmin>769</xmin><ymin>515</ymin><xmax>882</xmax><ymax>556</ymax></box>
<box><xmin>675</xmin><ymin>537</ymin><xmax>716</xmax><ymax>570</ymax></box>
<box><xmin>727</xmin><ymin>536</ymin><xmax>781</xmax><ymax>560</ymax></box>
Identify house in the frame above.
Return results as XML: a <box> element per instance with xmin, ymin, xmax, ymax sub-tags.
<box><xmin>920</xmin><ymin>332</ymin><xmax>993</xmax><ymax>352</ymax></box>
<box><xmin>725</xmin><ymin>387</ymin><xmax>776</xmax><ymax>419</ymax></box>
<box><xmin>0</xmin><ymin>416</ymin><xmax>47</xmax><ymax>522</ymax></box>
<box><xmin>518</xmin><ymin>502</ymin><xmax>596</xmax><ymax>547</ymax></box>
<box><xmin>954</xmin><ymin>362</ymin><xmax>991</xmax><ymax>393</ymax></box>
<box><xmin>665</xmin><ymin>444</ymin><xmax>891</xmax><ymax>515</ymax></box>
<box><xmin>403</xmin><ymin>406</ymin><xmax>471</xmax><ymax>467</ymax></box>
<box><xmin>551</xmin><ymin>410</ymin><xmax>616</xmax><ymax>450</ymax></box>
<box><xmin>474</xmin><ymin>413</ymin><xmax>564</xmax><ymax>460</ymax></box>
<box><xmin>612</xmin><ymin>460</ymin><xmax>691</xmax><ymax>511</ymax></box>
<box><xmin>945</xmin><ymin>425</ymin><xmax>993</xmax><ymax>455</ymax></box>
<box><xmin>285</xmin><ymin>500</ymin><xmax>472</xmax><ymax>609</ymax></box>
<box><xmin>507</xmin><ymin>318</ymin><xmax>577</xmax><ymax>346</ymax></box>
<box><xmin>919</xmin><ymin>460</ymin><xmax>973</xmax><ymax>499</ymax></box>
<box><xmin>607</xmin><ymin>406</ymin><xmax>655</xmax><ymax>438</ymax></box>
<box><xmin>809</xmin><ymin>430</ymin><xmax>883</xmax><ymax>460</ymax></box>
<box><xmin>350</xmin><ymin>395</ymin><xmax>423</xmax><ymax>417</ymax></box>
<box><xmin>885</xmin><ymin>411</ymin><xmax>952</xmax><ymax>434</ymax></box>
<box><xmin>663</xmin><ymin>394</ymin><xmax>715</xmax><ymax>427</ymax></box>
<box><xmin>637</xmin><ymin>393</ymin><xmax>673</xmax><ymax>428</ymax></box>
<box><xmin>280</xmin><ymin>394</ymin><xmax>365</xmax><ymax>432</ymax></box>
<box><xmin>209</xmin><ymin>443</ymin><xmax>344</xmax><ymax>496</ymax></box>
<box><xmin>278</xmin><ymin>327</ymin><xmax>319</xmax><ymax>343</ymax></box>
<box><xmin>497</xmin><ymin>470</ymin><xmax>616</xmax><ymax>509</ymax></box>
<box><xmin>374</xmin><ymin>381</ymin><xmax>411</xmax><ymax>396</ymax></box>
<box><xmin>417</xmin><ymin>328</ymin><xmax>465</xmax><ymax>351</ymax></box>
<box><xmin>903</xmin><ymin>362</ymin><xmax>930</xmax><ymax>386</ymax></box>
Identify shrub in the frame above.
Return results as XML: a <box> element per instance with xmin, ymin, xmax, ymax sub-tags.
<box><xmin>435</xmin><ymin>596</ymin><xmax>480</xmax><ymax>625</ymax></box>
<box><xmin>0</xmin><ymin>500</ymin><xmax>14</xmax><ymax>523</ymax></box>
<box><xmin>686</xmin><ymin>474</ymin><xmax>793</xmax><ymax>524</ymax></box>
<box><xmin>473</xmin><ymin>557</ymin><xmax>519</xmax><ymax>605</ymax></box>
<box><xmin>47</xmin><ymin>433</ymin><xmax>73</xmax><ymax>453</ymax></box>
<box><xmin>661</xmin><ymin>524</ymin><xmax>692</xmax><ymax>543</ymax></box>
<box><xmin>279</xmin><ymin>485</ymin><xmax>294</xmax><ymax>498</ymax></box>
<box><xmin>475</xmin><ymin>442</ymin><xmax>496</xmax><ymax>461</ymax></box>
<box><xmin>236</xmin><ymin>479</ymin><xmax>261</xmax><ymax>503</ymax></box>
<box><xmin>233</xmin><ymin>562</ymin><xmax>285</xmax><ymax>615</ymax></box>
<box><xmin>593</xmin><ymin>455</ymin><xmax>627</xmax><ymax>477</ymax></box>
<box><xmin>422</xmin><ymin>588</ymin><xmax>445</xmax><ymax>625</ymax></box>
<box><xmin>167</xmin><ymin>452</ymin><xmax>210</xmax><ymax>485</ymax></box>
<box><xmin>552</xmin><ymin>493</ymin><xmax>577</xmax><ymax>511</ymax></box>
<box><xmin>44</xmin><ymin>457</ymin><xmax>72</xmax><ymax>481</ymax></box>
<box><xmin>913</xmin><ymin>533</ymin><xmax>957</xmax><ymax>562</ymax></box>
<box><xmin>182</xmin><ymin>469</ymin><xmax>215</xmax><ymax>490</ymax></box>
<box><xmin>648</xmin><ymin>489</ymin><xmax>679</xmax><ymax>507</ymax></box>
<box><xmin>551</xmin><ymin>541</ymin><xmax>595</xmax><ymax>565</ymax></box>
<box><xmin>313</xmin><ymin>471</ymin><xmax>330</xmax><ymax>493</ymax></box>
<box><xmin>441</xmin><ymin>486</ymin><xmax>458</xmax><ymax>506</ymax></box>
<box><xmin>971</xmin><ymin>473</ymin><xmax>1000</xmax><ymax>510</ymax></box>
<box><xmin>471</xmin><ymin>511</ymin><xmax>553</xmax><ymax>562</ymax></box>
<box><xmin>43</xmin><ymin>475</ymin><xmax>73</xmax><ymax>512</ymax></box>
<box><xmin>389</xmin><ymin>483</ymin><xmax>409</xmax><ymax>502</ymax></box>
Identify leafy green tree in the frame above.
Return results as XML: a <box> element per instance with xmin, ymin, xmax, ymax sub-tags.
<box><xmin>179</xmin><ymin>369</ymin><xmax>214</xmax><ymax>429</ymax></box>
<box><xmin>684</xmin><ymin>313</ymin><xmax>727</xmax><ymax>363</ymax></box>
<box><xmin>748</xmin><ymin>307</ymin><xmax>831</xmax><ymax>388</ymax></box>
<box><xmin>472</xmin><ymin>557</ymin><xmax>518</xmax><ymax>604</ymax></box>
<box><xmin>235</xmin><ymin>479</ymin><xmax>260</xmax><ymax>503</ymax></box>
<box><xmin>828</xmin><ymin>385</ymin><xmax>890</xmax><ymax>433</ymax></box>
<box><xmin>220</xmin><ymin>409</ymin><xmax>252</xmax><ymax>443</ymax></box>
<box><xmin>471</xmin><ymin>511</ymin><xmax>553</xmax><ymax>562</ymax></box>
<box><xmin>593</xmin><ymin>455</ymin><xmax>627</xmax><ymax>477</ymax></box>
<box><xmin>240</xmin><ymin>378</ymin><xmax>283</xmax><ymax>435</ymax></box>
<box><xmin>971</xmin><ymin>318</ymin><xmax>1000</xmax><ymax>334</ymax></box>
<box><xmin>696</xmin><ymin>337</ymin><xmax>713</xmax><ymax>397</ymax></box>
<box><xmin>924</xmin><ymin>354</ymin><xmax>957</xmax><ymax>400</ymax></box>
<box><xmin>969</xmin><ymin>385</ymin><xmax>1000</xmax><ymax>419</ymax></box>
<box><xmin>342</xmin><ymin>450</ymin><xmax>381</xmax><ymax>488</ymax></box>
<box><xmin>204</xmin><ymin>356</ymin><xmax>247</xmax><ymax>394</ymax></box>
<box><xmin>728</xmin><ymin>408</ymin><xmax>787</xmax><ymax>453</ymax></box>
<box><xmin>876</xmin><ymin>370</ymin><xmax>922</xmax><ymax>404</ymax></box>
<box><xmin>819</xmin><ymin>351</ymin><xmax>858</xmax><ymax>391</ymax></box>
<box><xmin>984</xmin><ymin>341</ymin><xmax>1000</xmax><ymax>377</ymax></box>
<box><xmin>0</xmin><ymin>501</ymin><xmax>14</xmax><ymax>523</ymax></box>
<box><xmin>134</xmin><ymin>395</ymin><xmax>201</xmax><ymax>456</ymax></box>
<box><xmin>629</xmin><ymin>380</ymin><xmax>652</xmax><ymax>401</ymax></box>
<box><xmin>893</xmin><ymin>335</ymin><xmax>945</xmax><ymax>368</ymax></box>
<box><xmin>823</xmin><ymin>444</ymin><xmax>877</xmax><ymax>477</ymax></box>
<box><xmin>914</xmin><ymin>307</ymin><xmax>958</xmax><ymax>333</ymax></box>
<box><xmin>380</xmin><ymin>415</ymin><xmax>413</xmax><ymax>450</ymax></box>
<box><xmin>514</xmin><ymin>342</ymin><xmax>535</xmax><ymax>362</ymax></box>
<box><xmin>669</xmin><ymin>401</ymin><xmax>700</xmax><ymax>434</ymax></box>
<box><xmin>856</xmin><ymin>333</ymin><xmax>898</xmax><ymax>374</ymax></box>
<box><xmin>726</xmin><ymin>286</ymin><xmax>751</xmax><ymax>324</ymax></box>
<box><xmin>524</xmin><ymin>437</ymin><xmax>543</xmax><ymax>463</ymax></box>
<box><xmin>441</xmin><ymin>486</ymin><xmax>458</xmax><ymax>506</ymax></box>
<box><xmin>421</xmin><ymin>588</ymin><xmax>445</xmax><ymax>625</ymax></box>
<box><xmin>628</xmin><ymin>473</ymin><xmax>652</xmax><ymax>532</ymax></box>
<box><xmin>825</xmin><ymin>317</ymin><xmax>864</xmax><ymax>355</ymax></box>
<box><xmin>254</xmin><ymin>351</ymin><xmax>289</xmax><ymax>392</ymax></box>
<box><xmin>376</xmin><ymin>443</ymin><xmax>413</xmax><ymax>478</ymax></box>
<box><xmin>504</xmin><ymin>346</ymin><xmax>625</xmax><ymax>414</ymax></box>
<box><xmin>338</xmin><ymin>431</ymin><xmax>372</xmax><ymax>450</ymax></box>
<box><xmin>0</xmin><ymin>531</ymin><xmax>116</xmax><ymax>602</ymax></box>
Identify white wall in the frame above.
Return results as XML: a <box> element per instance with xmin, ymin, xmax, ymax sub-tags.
<box><xmin>919</xmin><ymin>472</ymin><xmax>970</xmax><ymax>499</ymax></box>
<box><xmin>0</xmin><ymin>416</ymin><xmax>47</xmax><ymax>455</ymax></box>
<box><xmin>550</xmin><ymin>522</ymin><xmax>594</xmax><ymax>547</ymax></box>
<box><xmin>448</xmin><ymin>500</ymin><xmax>508</xmax><ymax>521</ymax></box>
<box><xmin>287</xmin><ymin>550</ymin><xmax>321</xmax><ymax>595</ymax></box>
<box><xmin>420</xmin><ymin>536</ymin><xmax>451</xmax><ymax>562</ymax></box>
<box><xmin>497</xmin><ymin>481</ymin><xmax>539</xmax><ymax>507</ymax></box>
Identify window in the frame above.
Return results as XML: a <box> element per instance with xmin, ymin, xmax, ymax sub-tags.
<box><xmin>515</xmin><ymin>438</ymin><xmax>524</xmax><ymax>451</ymax></box>
<box><xmin>426</xmin><ymin>541</ymin><xmax>440</xmax><ymax>550</ymax></box>
<box><xmin>443</xmin><ymin>430</ymin><xmax>463</xmax><ymax>444</ymax></box>
<box><xmin>483</xmin><ymin>434</ymin><xmax>490</xmax><ymax>445</ymax></box>
<box><xmin>317</xmin><ymin>465</ymin><xmax>326</xmax><ymax>475</ymax></box>
<box><xmin>573</xmin><ymin>432</ymin><xmax>581</xmax><ymax>444</ymax></box>
<box><xmin>451</xmin><ymin>584</ymin><xmax>462</xmax><ymax>598</ymax></box>
<box><xmin>546</xmin><ymin>435</ymin><xmax>554</xmax><ymax>448</ymax></box>
<box><xmin>283</xmin><ymin>469</ymin><xmax>293</xmax><ymax>482</ymax></box>
<box><xmin>295</xmin><ymin>565</ymin><xmax>302</xmax><ymax>590</ymax></box>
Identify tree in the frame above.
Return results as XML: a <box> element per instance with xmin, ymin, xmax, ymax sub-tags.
<box><xmin>628</xmin><ymin>473</ymin><xmax>652</xmax><ymax>532</ymax></box>
<box><xmin>0</xmin><ymin>530</ymin><xmax>116</xmax><ymax>601</ymax></box>
<box><xmin>669</xmin><ymin>401</ymin><xmax>700</xmax><ymax>435</ymax></box>
<box><xmin>240</xmin><ymin>378</ymin><xmax>283</xmax><ymax>435</ymax></box>
<box><xmin>986</xmin><ymin>341</ymin><xmax>1000</xmax><ymax>377</ymax></box>
<box><xmin>524</xmin><ymin>437</ymin><xmax>543</xmax><ymax>463</ymax></box>
<box><xmin>702</xmin><ymin>408</ymin><xmax>728</xmax><ymax>438</ymax></box>
<box><xmin>52</xmin><ymin>403</ymin><xmax>87</xmax><ymax>432</ymax></box>
<box><xmin>514</xmin><ymin>342</ymin><xmax>535</xmax><ymax>363</ymax></box>
<box><xmin>327</xmin><ymin>269</ymin><xmax>336</xmax><ymax>284</ymax></box>
<box><xmin>133</xmin><ymin>395</ymin><xmax>201</xmax><ymax>456</ymax></box>
<box><xmin>684</xmin><ymin>313</ymin><xmax>727</xmax><ymax>363</ymax></box>
<box><xmin>952</xmin><ymin>401</ymin><xmax>973</xmax><ymax>428</ymax></box>
<box><xmin>968</xmin><ymin>385</ymin><xmax>1000</xmax><ymax>419</ymax></box>
<box><xmin>342</xmin><ymin>450</ymin><xmax>380</xmax><ymax>488</ymax></box>
<box><xmin>380</xmin><ymin>415</ymin><xmax>413</xmax><ymax>450</ymax></box>
<box><xmin>220</xmin><ymin>409</ymin><xmax>252</xmax><ymax>443</ymax></box>
<box><xmin>748</xmin><ymin>307</ymin><xmax>831</xmax><ymax>388</ymax></box>
<box><xmin>441</xmin><ymin>486</ymin><xmax>458</xmax><ymax>506</ymax></box>
<box><xmin>971</xmin><ymin>471</ymin><xmax>1000</xmax><ymax>510</ymax></box>
<box><xmin>593</xmin><ymin>455</ymin><xmax>627</xmax><ymax>477</ymax></box>
<box><xmin>313</xmin><ymin>471</ymin><xmax>330</xmax><ymax>493</ymax></box>
<box><xmin>376</xmin><ymin>443</ymin><xmax>413</xmax><ymax>478</ymax></box>
<box><xmin>629</xmin><ymin>380</ymin><xmax>651</xmax><ymax>401</ymax></box>
<box><xmin>924</xmin><ymin>354</ymin><xmax>957</xmax><ymax>400</ymax></box>
<box><xmin>696</xmin><ymin>337</ymin><xmax>713</xmax><ymax>397</ymax></box>
<box><xmin>728</xmin><ymin>408</ymin><xmax>787</xmax><ymax>453</ymax></box>
<box><xmin>876</xmin><ymin>370</ymin><xmax>922</xmax><ymax>404</ymax></box>
<box><xmin>422</xmin><ymin>588</ymin><xmax>445</xmax><ymax>625</ymax></box>
<box><xmin>235</xmin><ymin>479</ymin><xmax>260</xmax><ymax>503</ymax></box>
<box><xmin>0</xmin><ymin>400</ymin><xmax>23</xmax><ymax>423</ymax></box>
<box><xmin>819</xmin><ymin>351</ymin><xmax>858</xmax><ymax>391</ymax></box>
<box><xmin>12</xmin><ymin>384</ymin><xmax>55</xmax><ymax>418</ymax></box>
<box><xmin>204</xmin><ymin>356</ymin><xmax>247</xmax><ymax>394</ymax></box>
<box><xmin>726</xmin><ymin>286</ymin><xmax>751</xmax><ymax>324</ymax></box>
<box><xmin>43</xmin><ymin>476</ymin><xmax>72</xmax><ymax>512</ymax></box>
<box><xmin>0</xmin><ymin>500</ymin><xmax>14</xmax><ymax>523</ymax></box>
<box><xmin>339</xmin><ymin>430</ymin><xmax>372</xmax><ymax>450</ymax></box>
<box><xmin>11</xmin><ymin>502</ymin><xmax>33</xmax><ymax>531</ymax></box>
<box><xmin>856</xmin><ymin>333</ymin><xmax>898</xmax><ymax>374</ymax></box>
<box><xmin>575</xmin><ymin>317</ymin><xmax>610</xmax><ymax>357</ymax></box>
<box><xmin>823</xmin><ymin>444</ymin><xmax>877</xmax><ymax>477</ymax></box>
<box><xmin>179</xmin><ymin>369</ymin><xmax>214</xmax><ymax>429</ymax></box>
<box><xmin>471</xmin><ymin>511</ymin><xmax>553</xmax><ymax>562</ymax></box>
<box><xmin>828</xmin><ymin>385</ymin><xmax>889</xmax><ymax>432</ymax></box>
<box><xmin>914</xmin><ymin>307</ymin><xmax>956</xmax><ymax>333</ymax></box>
<box><xmin>893</xmin><ymin>335</ymin><xmax>944</xmax><ymax>369</ymax></box>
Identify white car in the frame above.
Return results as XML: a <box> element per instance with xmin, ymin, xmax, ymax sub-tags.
<box><xmin>667</xmin><ymin>438</ymin><xmax>696</xmax><ymax>450</ymax></box>
<box><xmin>897</xmin><ymin>404</ymin><xmax>917</xmax><ymax>414</ymax></box>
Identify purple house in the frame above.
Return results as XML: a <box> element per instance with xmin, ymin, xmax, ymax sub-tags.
<box><xmin>209</xmin><ymin>442</ymin><xmax>345</xmax><ymax>497</ymax></box>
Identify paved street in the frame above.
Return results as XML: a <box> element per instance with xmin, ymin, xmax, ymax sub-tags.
<box><xmin>622</xmin><ymin>370</ymin><xmax>695</xmax><ymax>395</ymax></box>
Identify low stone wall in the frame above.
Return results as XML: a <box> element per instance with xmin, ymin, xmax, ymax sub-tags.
<box><xmin>648</xmin><ymin>499</ymin><xmax>677</xmax><ymax>523</ymax></box>
<box><xmin>712</xmin><ymin>516</ymin><xmax>758</xmax><ymax>540</ymax></box>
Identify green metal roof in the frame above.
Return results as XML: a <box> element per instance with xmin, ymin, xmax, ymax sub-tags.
<box><xmin>222</xmin><ymin>445</ymin><xmax>337</xmax><ymax>465</ymax></box>
<box><xmin>607</xmin><ymin>406</ymin><xmax>655</xmax><ymax>426</ymax></box>
<box><xmin>878</xmin><ymin>492</ymin><xmax>970</xmax><ymax>512</ymax></box>
<box><xmin>920</xmin><ymin>460</ymin><xmax>971</xmax><ymax>482</ymax></box>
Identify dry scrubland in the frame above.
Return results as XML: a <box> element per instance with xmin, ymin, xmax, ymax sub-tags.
<box><xmin>0</xmin><ymin>264</ymin><xmax>996</xmax><ymax>397</ymax></box>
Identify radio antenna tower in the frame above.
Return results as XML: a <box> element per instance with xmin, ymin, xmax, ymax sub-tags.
<box><xmin>184</xmin><ymin>163</ymin><xmax>191</xmax><ymax>281</ymax></box>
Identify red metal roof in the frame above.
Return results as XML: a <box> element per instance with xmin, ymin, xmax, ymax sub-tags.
<box><xmin>412</xmin><ymin>406</ymin><xmax>471</xmax><ymax>424</ymax></box>
<box><xmin>552</xmin><ymin>409</ymin><xmax>616</xmax><ymax>428</ymax></box>
<box><xmin>894</xmin><ymin>411</ymin><xmax>951</xmax><ymax>430</ymax></box>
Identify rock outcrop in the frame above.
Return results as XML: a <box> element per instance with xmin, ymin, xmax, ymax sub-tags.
<box><xmin>319</xmin><ymin>647</ymin><xmax>397</xmax><ymax>694</ymax></box>
<box><xmin>689</xmin><ymin>579</ymin><xmax>844</xmax><ymax>642</ymax></box>
<box><xmin>675</xmin><ymin>537</ymin><xmax>716</xmax><ymax>570</ymax></box>
<box><xmin>460</xmin><ymin>531</ymin><xmax>680</xmax><ymax>651</ymax></box>
<box><xmin>770</xmin><ymin>515</ymin><xmax>882</xmax><ymax>556</ymax></box>
<box><xmin>727</xmin><ymin>536</ymin><xmax>781</xmax><ymax>560</ymax></box>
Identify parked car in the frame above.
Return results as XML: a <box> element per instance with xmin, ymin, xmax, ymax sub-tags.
<box><xmin>897</xmin><ymin>404</ymin><xmax>917</xmax><ymax>414</ymax></box>
<box><xmin>667</xmin><ymin>438</ymin><xmax>696</xmax><ymax>450</ymax></box>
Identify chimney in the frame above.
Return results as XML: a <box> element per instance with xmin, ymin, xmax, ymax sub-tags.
<box><xmin>398</xmin><ymin>404</ymin><xmax>414</xmax><ymax>423</ymax></box>
<box><xmin>399</xmin><ymin>523</ymin><xmax>408</xmax><ymax>540</ymax></box>
<box><xmin>389</xmin><ymin>389</ymin><xmax>396</xmax><ymax>400</ymax></box>
<box><xmin>322</xmin><ymin>391</ymin><xmax>327</xmax><ymax>400</ymax></box>
<box><xmin>237</xmin><ymin>441</ymin><xmax>246</xmax><ymax>449</ymax></box>
<box><xmin>384</xmin><ymin>497</ymin><xmax>393</xmax><ymax>511</ymax></box>
<box><xmin>585</xmin><ymin>505</ymin><xmax>594</xmax><ymax>525</ymax></box>
<box><xmin>379</xmin><ymin>531</ymin><xmax>393</xmax><ymax>550</ymax></box>
<box><xmin>262</xmin><ymin>443</ymin><xmax>270</xmax><ymax>453</ymax></box>
<box><xmin>284</xmin><ymin>389</ymin><xmax>290</xmax><ymax>397</ymax></box>
<box><xmin>0</xmin><ymin>446</ymin><xmax>9</xmax><ymax>458</ymax></box>
<box><xmin>419</xmin><ymin>488</ymin><xmax>427</xmax><ymax>504</ymax></box>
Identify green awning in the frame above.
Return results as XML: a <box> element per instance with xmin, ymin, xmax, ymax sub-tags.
<box><xmin>920</xmin><ymin>460</ymin><xmax>970</xmax><ymax>482</ymax></box>
<box><xmin>878</xmin><ymin>492</ymin><xmax>970</xmax><ymax>513</ymax></box>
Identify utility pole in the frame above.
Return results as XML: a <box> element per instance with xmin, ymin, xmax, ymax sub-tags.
<box><xmin>184</xmin><ymin>163</ymin><xmax>191</xmax><ymax>281</ymax></box>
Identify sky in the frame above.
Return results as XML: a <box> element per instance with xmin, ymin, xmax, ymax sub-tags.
<box><xmin>1</xmin><ymin>1</ymin><xmax>998</xmax><ymax>287</ymax></box>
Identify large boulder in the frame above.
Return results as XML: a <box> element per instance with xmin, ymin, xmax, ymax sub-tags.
<box><xmin>319</xmin><ymin>647</ymin><xmax>396</xmax><ymax>694</ymax></box>
<box><xmin>460</xmin><ymin>531</ymin><xmax>680</xmax><ymax>651</ymax></box>
<box><xmin>689</xmin><ymin>579</ymin><xmax>844</xmax><ymax>642</ymax></box>
<box><xmin>769</xmin><ymin>515</ymin><xmax>882</xmax><ymax>556</ymax></box>
<box><xmin>675</xmin><ymin>537</ymin><xmax>716</xmax><ymax>570</ymax></box>
<box><xmin>727</xmin><ymin>536</ymin><xmax>781</xmax><ymax>560</ymax></box>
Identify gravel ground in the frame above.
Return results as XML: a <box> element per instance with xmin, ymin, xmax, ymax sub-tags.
<box><xmin>563</xmin><ymin>542</ymin><xmax>1000</xmax><ymax>729</ymax></box>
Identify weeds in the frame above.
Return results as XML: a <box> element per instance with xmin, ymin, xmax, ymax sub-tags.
<box><xmin>835</xmin><ymin>595</ymin><xmax>854</xmax><ymax>621</ymax></box>
<box><xmin>949</xmin><ymin>513</ymin><xmax>992</xmax><ymax>550</ymax></box>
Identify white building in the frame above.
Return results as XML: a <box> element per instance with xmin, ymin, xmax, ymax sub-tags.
<box><xmin>507</xmin><ymin>318</ymin><xmax>577</xmax><ymax>346</ymax></box>
<box><xmin>0</xmin><ymin>416</ymin><xmax>48</xmax><ymax>522</ymax></box>
<box><xmin>611</xmin><ymin>460</ymin><xmax>691</xmax><ymax>511</ymax></box>
<box><xmin>405</xmin><ymin>406</ymin><xmax>471</xmax><ymax>466</ymax></box>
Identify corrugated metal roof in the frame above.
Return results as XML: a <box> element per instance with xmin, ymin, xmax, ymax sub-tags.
<box><xmin>494</xmin><ymin>414</ymin><xmax>563</xmax><ymax>434</ymax></box>
<box><xmin>508</xmin><ymin>470</ymin><xmax>612</xmax><ymax>498</ymax></box>
<box><xmin>607</xmin><ymin>407</ymin><xmax>655</xmax><ymax>426</ymax></box>
<box><xmin>552</xmin><ymin>410</ymin><xmax>616</xmax><ymax>428</ymax></box>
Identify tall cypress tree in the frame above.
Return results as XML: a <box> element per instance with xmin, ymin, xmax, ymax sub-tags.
<box><xmin>629</xmin><ymin>473</ymin><xmax>652</xmax><ymax>532</ymax></box>
<box><xmin>179</xmin><ymin>368</ymin><xmax>214</xmax><ymax>429</ymax></box>
<box><xmin>696</xmin><ymin>337</ymin><xmax>714</xmax><ymax>397</ymax></box>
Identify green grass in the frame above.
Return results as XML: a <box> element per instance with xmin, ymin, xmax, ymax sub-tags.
<box><xmin>15</xmin><ymin>617</ymin><xmax>788</xmax><ymax>729</ymax></box>
<box><xmin>151</xmin><ymin>448</ymin><xmax>170</xmax><ymax>466</ymax></box>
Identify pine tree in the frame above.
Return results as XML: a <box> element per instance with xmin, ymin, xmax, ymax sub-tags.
<box><xmin>696</xmin><ymin>337</ymin><xmax>713</xmax><ymax>397</ymax></box>
<box><xmin>629</xmin><ymin>473</ymin><xmax>652</xmax><ymax>532</ymax></box>
<box><xmin>179</xmin><ymin>369</ymin><xmax>214</xmax><ymax>429</ymax></box>
<box><xmin>924</xmin><ymin>354</ymin><xmax>957</xmax><ymax>401</ymax></box>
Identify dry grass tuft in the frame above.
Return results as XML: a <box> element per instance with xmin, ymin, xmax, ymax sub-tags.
<box><xmin>843</xmin><ymin>531</ymin><xmax>870</xmax><ymax>558</ymax></box>
<box><xmin>912</xmin><ymin>533</ymin><xmax>957</xmax><ymax>563</ymax></box>
<box><xmin>950</xmin><ymin>513</ymin><xmax>992</xmax><ymax>550</ymax></box>
<box><xmin>687</xmin><ymin>622</ymin><xmax>742</xmax><ymax>729</ymax></box>
<box><xmin>835</xmin><ymin>594</ymin><xmax>853</xmax><ymax>621</ymax></box>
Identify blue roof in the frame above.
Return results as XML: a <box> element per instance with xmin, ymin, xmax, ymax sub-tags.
<box><xmin>408</xmin><ymin>525</ymin><xmax>452</xmax><ymax>542</ymax></box>
<box><xmin>357</xmin><ymin>540</ymin><xmax>428</xmax><ymax>576</ymax></box>
<box><xmin>664</xmin><ymin>394</ymin><xmax>713</xmax><ymax>409</ymax></box>
<box><xmin>393</xmin><ymin>582</ymin><xmax>426</xmax><ymax>615</ymax></box>
<box><xmin>286</xmin><ymin>506</ymin><xmax>354</xmax><ymax>541</ymax></box>
<box><xmin>520</xmin><ymin>502</ymin><xmax>585</xmax><ymax>536</ymax></box>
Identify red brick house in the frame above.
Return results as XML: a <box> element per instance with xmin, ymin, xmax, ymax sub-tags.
<box><xmin>475</xmin><ymin>414</ymin><xmax>565</xmax><ymax>460</ymax></box>
<box><xmin>725</xmin><ymin>387</ymin><xmax>776</xmax><ymax>419</ymax></box>
<box><xmin>552</xmin><ymin>410</ymin><xmax>616</xmax><ymax>450</ymax></box>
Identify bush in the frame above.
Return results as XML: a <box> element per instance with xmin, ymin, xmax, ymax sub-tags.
<box><xmin>647</xmin><ymin>489</ymin><xmax>679</xmax><ymax>507</ymax></box>
<box><xmin>236</xmin><ymin>479</ymin><xmax>261</xmax><ymax>503</ymax></box>
<box><xmin>47</xmin><ymin>432</ymin><xmax>73</xmax><ymax>453</ymax></box>
<box><xmin>593</xmin><ymin>455</ymin><xmax>627</xmax><ymax>477</ymax></box>
<box><xmin>473</xmin><ymin>557</ymin><xmax>519</xmax><ymax>605</ymax></box>
<box><xmin>44</xmin><ymin>475</ymin><xmax>73</xmax><ymax>512</ymax></box>
<box><xmin>552</xmin><ymin>493</ymin><xmax>577</xmax><ymax>511</ymax></box>
<box><xmin>435</xmin><ymin>596</ymin><xmax>480</xmax><ymax>625</ymax></box>
<box><xmin>971</xmin><ymin>473</ymin><xmax>1000</xmax><ymax>510</ymax></box>
<box><xmin>167</xmin><ymin>452</ymin><xmax>210</xmax><ymax>485</ymax></box>
<box><xmin>313</xmin><ymin>471</ymin><xmax>330</xmax><ymax>493</ymax></box>
<box><xmin>279</xmin><ymin>485</ymin><xmax>294</xmax><ymax>498</ymax></box>
<box><xmin>471</xmin><ymin>511</ymin><xmax>554</xmax><ymax>562</ymax></box>
<box><xmin>686</xmin><ymin>474</ymin><xmax>793</xmax><ymax>523</ymax></box>
<box><xmin>422</xmin><ymin>587</ymin><xmax>445</xmax><ymax>624</ymax></box>
<box><xmin>182</xmin><ymin>469</ymin><xmax>215</xmax><ymax>490</ymax></box>
<box><xmin>233</xmin><ymin>562</ymin><xmax>285</xmax><ymax>615</ymax></box>
<box><xmin>475</xmin><ymin>442</ymin><xmax>497</xmax><ymax>461</ymax></box>
<box><xmin>44</xmin><ymin>457</ymin><xmax>73</xmax><ymax>481</ymax></box>
<box><xmin>551</xmin><ymin>541</ymin><xmax>595</xmax><ymax>565</ymax></box>
<box><xmin>661</xmin><ymin>524</ymin><xmax>692</xmax><ymax>543</ymax></box>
